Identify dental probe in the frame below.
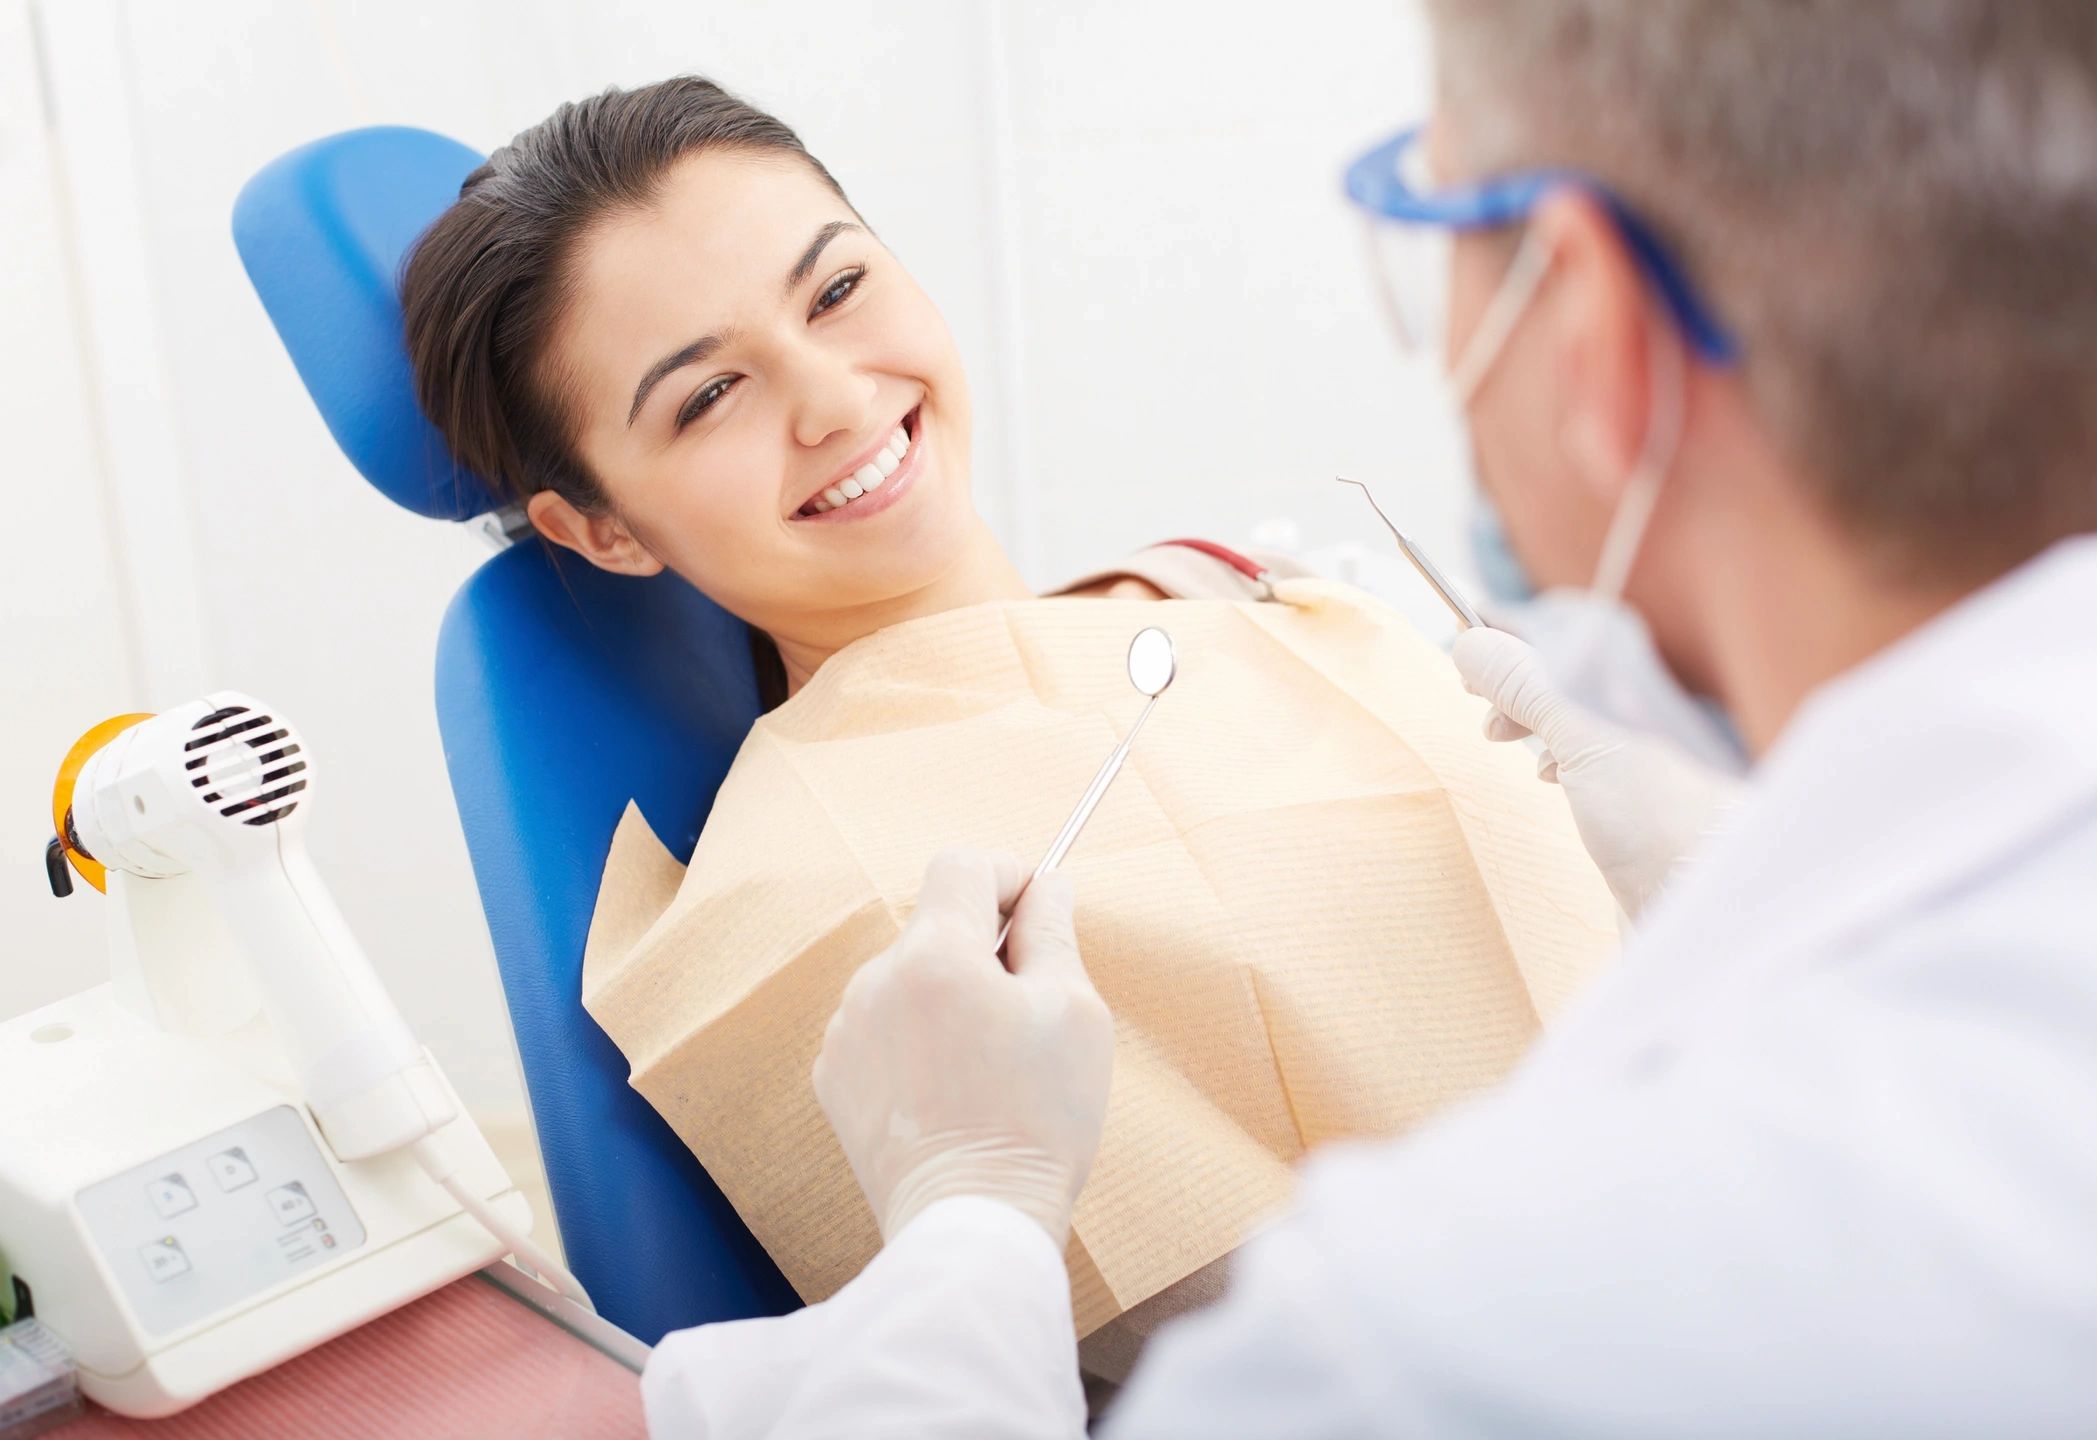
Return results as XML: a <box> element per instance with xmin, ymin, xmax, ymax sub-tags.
<box><xmin>994</xmin><ymin>627</ymin><xmax>1176</xmax><ymax>961</ymax></box>
<box><xmin>1335</xmin><ymin>476</ymin><xmax>1485</xmax><ymax>629</ymax></box>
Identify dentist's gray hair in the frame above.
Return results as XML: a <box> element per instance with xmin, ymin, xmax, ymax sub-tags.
<box><xmin>1427</xmin><ymin>0</ymin><xmax>2097</xmax><ymax>581</ymax></box>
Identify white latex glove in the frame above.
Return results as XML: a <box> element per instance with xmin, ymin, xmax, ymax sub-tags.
<box><xmin>1451</xmin><ymin>626</ymin><xmax>1744</xmax><ymax>919</ymax></box>
<box><xmin>813</xmin><ymin>849</ymin><xmax>1116</xmax><ymax>1248</ymax></box>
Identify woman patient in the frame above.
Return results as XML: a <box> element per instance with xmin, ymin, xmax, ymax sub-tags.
<box><xmin>401</xmin><ymin>77</ymin><xmax>1618</xmax><ymax>1375</ymax></box>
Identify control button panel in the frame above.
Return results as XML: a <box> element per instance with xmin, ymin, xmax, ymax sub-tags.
<box><xmin>74</xmin><ymin>1106</ymin><xmax>366</xmax><ymax>1338</ymax></box>
<box><xmin>138</xmin><ymin>1236</ymin><xmax>191</xmax><ymax>1282</ymax></box>
<box><xmin>264</xmin><ymin>1182</ymin><xmax>315</xmax><ymax>1226</ymax></box>
<box><xmin>146</xmin><ymin>1175</ymin><xmax>196</xmax><ymax>1219</ymax></box>
<box><xmin>207</xmin><ymin>1147</ymin><xmax>257</xmax><ymax>1192</ymax></box>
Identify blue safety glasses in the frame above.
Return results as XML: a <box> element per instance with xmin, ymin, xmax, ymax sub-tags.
<box><xmin>1343</xmin><ymin>125</ymin><xmax>1739</xmax><ymax>365</ymax></box>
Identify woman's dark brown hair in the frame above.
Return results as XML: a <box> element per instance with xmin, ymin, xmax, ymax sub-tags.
<box><xmin>400</xmin><ymin>76</ymin><xmax>848</xmax><ymax>515</ymax></box>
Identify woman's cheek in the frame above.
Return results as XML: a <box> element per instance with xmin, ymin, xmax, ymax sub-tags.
<box><xmin>639</xmin><ymin>453</ymin><xmax>747</xmax><ymax>578</ymax></box>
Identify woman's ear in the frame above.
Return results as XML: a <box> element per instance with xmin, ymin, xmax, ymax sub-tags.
<box><xmin>1531</xmin><ymin>188</ymin><xmax>1652</xmax><ymax>509</ymax></box>
<box><xmin>526</xmin><ymin>490</ymin><xmax>666</xmax><ymax>576</ymax></box>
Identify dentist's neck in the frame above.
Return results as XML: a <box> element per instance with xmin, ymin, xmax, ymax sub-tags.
<box><xmin>1714</xmin><ymin>524</ymin><xmax>1974</xmax><ymax>758</ymax></box>
<box><xmin>1654</xmin><ymin>418</ymin><xmax>1986</xmax><ymax>759</ymax></box>
<box><xmin>770</xmin><ymin>520</ymin><xmax>1032</xmax><ymax>697</ymax></box>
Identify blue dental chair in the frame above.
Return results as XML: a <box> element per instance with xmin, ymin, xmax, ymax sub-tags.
<box><xmin>231</xmin><ymin>127</ymin><xmax>801</xmax><ymax>1342</ymax></box>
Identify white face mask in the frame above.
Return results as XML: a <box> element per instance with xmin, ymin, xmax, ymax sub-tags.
<box><xmin>1446</xmin><ymin>229</ymin><xmax>1751</xmax><ymax>775</ymax></box>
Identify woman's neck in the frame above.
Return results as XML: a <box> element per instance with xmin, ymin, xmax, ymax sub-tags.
<box><xmin>771</xmin><ymin>522</ymin><xmax>1032</xmax><ymax>696</ymax></box>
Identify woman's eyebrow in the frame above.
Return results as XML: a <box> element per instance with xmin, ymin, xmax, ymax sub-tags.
<box><xmin>628</xmin><ymin>329</ymin><xmax>738</xmax><ymax>427</ymax></box>
<box><xmin>625</xmin><ymin>223</ymin><xmax>864</xmax><ymax>428</ymax></box>
<box><xmin>783</xmin><ymin>221</ymin><xmax>862</xmax><ymax>296</ymax></box>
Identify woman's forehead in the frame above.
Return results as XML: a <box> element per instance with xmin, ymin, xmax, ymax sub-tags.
<box><xmin>582</xmin><ymin>151</ymin><xmax>848</xmax><ymax>305</ymax></box>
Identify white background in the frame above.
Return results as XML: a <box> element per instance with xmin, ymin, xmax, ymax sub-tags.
<box><xmin>1</xmin><ymin>0</ymin><xmax>1464</xmax><ymax>1242</ymax></box>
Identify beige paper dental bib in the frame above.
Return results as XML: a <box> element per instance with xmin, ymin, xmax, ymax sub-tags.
<box><xmin>582</xmin><ymin>579</ymin><xmax>1618</xmax><ymax>1336</ymax></box>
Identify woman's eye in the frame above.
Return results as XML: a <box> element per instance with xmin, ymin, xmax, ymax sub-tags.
<box><xmin>676</xmin><ymin>376</ymin><xmax>739</xmax><ymax>430</ymax></box>
<box><xmin>812</xmin><ymin>266</ymin><xmax>866</xmax><ymax>318</ymax></box>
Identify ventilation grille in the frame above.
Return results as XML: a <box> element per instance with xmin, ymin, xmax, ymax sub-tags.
<box><xmin>184</xmin><ymin>704</ymin><xmax>309</xmax><ymax>827</ymax></box>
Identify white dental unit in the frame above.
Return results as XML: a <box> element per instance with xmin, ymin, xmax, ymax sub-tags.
<box><xmin>2</xmin><ymin>695</ymin><xmax>582</xmax><ymax>1421</ymax></box>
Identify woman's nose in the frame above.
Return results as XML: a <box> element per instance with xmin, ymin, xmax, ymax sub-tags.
<box><xmin>790</xmin><ymin>351</ymin><xmax>878</xmax><ymax>450</ymax></box>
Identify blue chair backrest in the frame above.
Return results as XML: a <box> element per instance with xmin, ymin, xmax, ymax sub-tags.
<box><xmin>233</xmin><ymin>127</ymin><xmax>798</xmax><ymax>1341</ymax></box>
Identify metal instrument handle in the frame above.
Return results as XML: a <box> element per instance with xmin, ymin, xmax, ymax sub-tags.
<box><xmin>1335</xmin><ymin>476</ymin><xmax>1484</xmax><ymax>629</ymax></box>
<box><xmin>994</xmin><ymin>694</ymin><xmax>1159</xmax><ymax>957</ymax></box>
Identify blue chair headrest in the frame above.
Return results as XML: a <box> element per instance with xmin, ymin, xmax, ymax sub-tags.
<box><xmin>233</xmin><ymin>127</ymin><xmax>500</xmax><ymax>521</ymax></box>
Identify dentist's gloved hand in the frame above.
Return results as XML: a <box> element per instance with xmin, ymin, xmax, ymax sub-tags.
<box><xmin>1452</xmin><ymin>627</ymin><xmax>1744</xmax><ymax>919</ymax></box>
<box><xmin>814</xmin><ymin>849</ymin><xmax>1115</xmax><ymax>1248</ymax></box>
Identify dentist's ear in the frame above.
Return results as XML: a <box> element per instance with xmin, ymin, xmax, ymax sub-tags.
<box><xmin>1530</xmin><ymin>188</ymin><xmax>1655</xmax><ymax>509</ymax></box>
<box><xmin>526</xmin><ymin>490</ymin><xmax>667</xmax><ymax>576</ymax></box>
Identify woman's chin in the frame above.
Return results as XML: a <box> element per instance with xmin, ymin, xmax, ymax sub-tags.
<box><xmin>852</xmin><ymin>470</ymin><xmax>976</xmax><ymax>558</ymax></box>
<box><xmin>825</xmin><ymin>514</ymin><xmax>984</xmax><ymax>608</ymax></box>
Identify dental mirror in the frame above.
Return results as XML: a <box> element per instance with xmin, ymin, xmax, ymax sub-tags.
<box><xmin>995</xmin><ymin>627</ymin><xmax>1178</xmax><ymax>960</ymax></box>
<box><xmin>1127</xmin><ymin>626</ymin><xmax>1177</xmax><ymax>698</ymax></box>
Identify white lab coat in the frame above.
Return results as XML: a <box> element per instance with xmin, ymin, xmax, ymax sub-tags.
<box><xmin>645</xmin><ymin>537</ymin><xmax>2097</xmax><ymax>1438</ymax></box>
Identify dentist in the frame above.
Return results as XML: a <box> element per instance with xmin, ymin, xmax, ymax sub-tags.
<box><xmin>647</xmin><ymin>3</ymin><xmax>2097</xmax><ymax>1434</ymax></box>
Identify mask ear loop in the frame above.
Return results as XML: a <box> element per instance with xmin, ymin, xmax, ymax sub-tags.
<box><xmin>1449</xmin><ymin>226</ymin><xmax>1556</xmax><ymax>404</ymax></box>
<box><xmin>1361</xmin><ymin>217</ymin><xmax>1418</xmax><ymax>349</ymax></box>
<box><xmin>1588</xmin><ymin>318</ymin><xmax>1686</xmax><ymax>606</ymax></box>
<box><xmin>1552</xmin><ymin>314</ymin><xmax>1688</xmax><ymax>716</ymax></box>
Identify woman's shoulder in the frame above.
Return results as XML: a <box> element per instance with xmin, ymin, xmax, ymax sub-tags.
<box><xmin>1051</xmin><ymin>540</ymin><xmax>1317</xmax><ymax>602</ymax></box>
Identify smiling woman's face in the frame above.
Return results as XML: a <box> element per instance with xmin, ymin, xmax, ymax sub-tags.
<box><xmin>541</xmin><ymin>150</ymin><xmax>977</xmax><ymax>636</ymax></box>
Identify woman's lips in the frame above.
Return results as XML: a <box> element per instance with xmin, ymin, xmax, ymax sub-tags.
<box><xmin>791</xmin><ymin>409</ymin><xmax>925</xmax><ymax>525</ymax></box>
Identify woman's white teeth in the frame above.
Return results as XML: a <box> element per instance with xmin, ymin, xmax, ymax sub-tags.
<box><xmin>865</xmin><ymin>424</ymin><xmax>909</xmax><ymax>486</ymax></box>
<box><xmin>803</xmin><ymin>420</ymin><xmax>914</xmax><ymax>517</ymax></box>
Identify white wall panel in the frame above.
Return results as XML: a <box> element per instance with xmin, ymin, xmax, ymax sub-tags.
<box><xmin>0</xmin><ymin>0</ymin><xmax>144</xmax><ymax>1014</ymax></box>
<box><xmin>997</xmin><ymin>0</ymin><xmax>1465</xmax><ymax>596</ymax></box>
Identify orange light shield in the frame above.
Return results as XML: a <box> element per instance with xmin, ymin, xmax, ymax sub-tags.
<box><xmin>50</xmin><ymin>713</ymin><xmax>154</xmax><ymax>894</ymax></box>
